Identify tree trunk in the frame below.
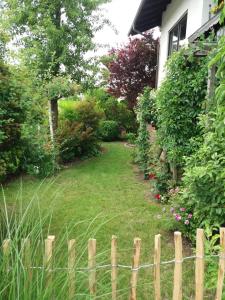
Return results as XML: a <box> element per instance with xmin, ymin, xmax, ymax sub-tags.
<box><xmin>48</xmin><ymin>4</ymin><xmax>61</xmax><ymax>142</ymax></box>
<box><xmin>49</xmin><ymin>99</ymin><xmax>58</xmax><ymax>142</ymax></box>
<box><xmin>207</xmin><ymin>64</ymin><xmax>216</xmax><ymax>106</ymax></box>
<box><xmin>170</xmin><ymin>161</ymin><xmax>178</xmax><ymax>183</ymax></box>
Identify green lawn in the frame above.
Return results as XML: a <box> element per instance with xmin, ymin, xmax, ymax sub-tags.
<box><xmin>0</xmin><ymin>142</ymin><xmax>194</xmax><ymax>299</ymax></box>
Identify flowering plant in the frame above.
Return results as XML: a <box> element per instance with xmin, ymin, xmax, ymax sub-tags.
<box><xmin>154</xmin><ymin>194</ymin><xmax>161</xmax><ymax>200</ymax></box>
<box><xmin>170</xmin><ymin>206</ymin><xmax>193</xmax><ymax>227</ymax></box>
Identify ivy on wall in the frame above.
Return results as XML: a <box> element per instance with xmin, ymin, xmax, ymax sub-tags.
<box><xmin>156</xmin><ymin>47</ymin><xmax>209</xmax><ymax>175</ymax></box>
<box><xmin>176</xmin><ymin>36</ymin><xmax>225</xmax><ymax>237</ymax></box>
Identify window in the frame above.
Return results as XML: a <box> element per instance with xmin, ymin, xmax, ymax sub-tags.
<box><xmin>168</xmin><ymin>13</ymin><xmax>188</xmax><ymax>57</ymax></box>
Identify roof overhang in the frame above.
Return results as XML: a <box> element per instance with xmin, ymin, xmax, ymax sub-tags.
<box><xmin>129</xmin><ymin>0</ymin><xmax>171</xmax><ymax>36</ymax></box>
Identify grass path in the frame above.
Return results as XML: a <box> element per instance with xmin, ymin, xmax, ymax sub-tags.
<box><xmin>1</xmin><ymin>142</ymin><xmax>193</xmax><ymax>298</ymax></box>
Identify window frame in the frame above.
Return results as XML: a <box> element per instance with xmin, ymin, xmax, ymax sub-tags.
<box><xmin>168</xmin><ymin>11</ymin><xmax>188</xmax><ymax>57</ymax></box>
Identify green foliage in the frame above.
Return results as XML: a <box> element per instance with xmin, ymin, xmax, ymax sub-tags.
<box><xmin>175</xmin><ymin>36</ymin><xmax>225</xmax><ymax>239</ymax></box>
<box><xmin>137</xmin><ymin>87</ymin><xmax>157</xmax><ymax>126</ymax></box>
<box><xmin>0</xmin><ymin>28</ymin><xmax>9</xmax><ymax>60</ymax></box>
<box><xmin>44</xmin><ymin>76</ymin><xmax>80</xmax><ymax>101</ymax></box>
<box><xmin>125</xmin><ymin>132</ymin><xmax>136</xmax><ymax>145</ymax></box>
<box><xmin>156</xmin><ymin>47</ymin><xmax>208</xmax><ymax>169</ymax></box>
<box><xmin>98</xmin><ymin>120</ymin><xmax>120</xmax><ymax>141</ymax></box>
<box><xmin>101</xmin><ymin>98</ymin><xmax>137</xmax><ymax>132</ymax></box>
<box><xmin>87</xmin><ymin>88</ymin><xmax>137</xmax><ymax>132</ymax></box>
<box><xmin>155</xmin><ymin>172</ymin><xmax>171</xmax><ymax>196</ymax></box>
<box><xmin>0</xmin><ymin>61</ymin><xmax>25</xmax><ymax>180</ymax></box>
<box><xmin>3</xmin><ymin>0</ymin><xmax>109</xmax><ymax>82</ymax></box>
<box><xmin>135</xmin><ymin>87</ymin><xmax>151</xmax><ymax>174</ymax></box>
<box><xmin>57</xmin><ymin>100</ymin><xmax>102</xmax><ymax>162</ymax></box>
<box><xmin>21</xmin><ymin>124</ymin><xmax>58</xmax><ymax>178</ymax></box>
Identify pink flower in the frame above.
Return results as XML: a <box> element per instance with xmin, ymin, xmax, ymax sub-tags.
<box><xmin>154</xmin><ymin>194</ymin><xmax>161</xmax><ymax>200</ymax></box>
<box><xmin>184</xmin><ymin>220</ymin><xmax>190</xmax><ymax>225</ymax></box>
<box><xmin>188</xmin><ymin>214</ymin><xmax>193</xmax><ymax>219</ymax></box>
<box><xmin>175</xmin><ymin>214</ymin><xmax>182</xmax><ymax>221</ymax></box>
<box><xmin>180</xmin><ymin>207</ymin><xmax>186</xmax><ymax>212</ymax></box>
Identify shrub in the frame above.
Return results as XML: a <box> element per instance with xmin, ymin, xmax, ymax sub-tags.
<box><xmin>87</xmin><ymin>88</ymin><xmax>137</xmax><ymax>132</ymax></box>
<box><xmin>135</xmin><ymin>88</ymin><xmax>151</xmax><ymax>176</ymax></box>
<box><xmin>57</xmin><ymin>100</ymin><xmax>102</xmax><ymax>162</ymax></box>
<box><xmin>137</xmin><ymin>87</ymin><xmax>157</xmax><ymax>126</ymax></box>
<box><xmin>98</xmin><ymin>120</ymin><xmax>120</xmax><ymax>141</ymax></box>
<box><xmin>100</xmin><ymin>98</ymin><xmax>137</xmax><ymax>132</ymax></box>
<box><xmin>21</xmin><ymin>124</ymin><xmax>57</xmax><ymax>178</ymax></box>
<box><xmin>0</xmin><ymin>61</ymin><xmax>25</xmax><ymax>181</ymax></box>
<box><xmin>125</xmin><ymin>132</ymin><xmax>136</xmax><ymax>144</ymax></box>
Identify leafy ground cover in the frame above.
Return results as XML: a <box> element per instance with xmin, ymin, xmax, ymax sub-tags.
<box><xmin>0</xmin><ymin>143</ymin><xmax>195</xmax><ymax>299</ymax></box>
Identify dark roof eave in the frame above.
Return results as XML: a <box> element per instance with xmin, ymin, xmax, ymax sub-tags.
<box><xmin>128</xmin><ymin>0</ymin><xmax>171</xmax><ymax>36</ymax></box>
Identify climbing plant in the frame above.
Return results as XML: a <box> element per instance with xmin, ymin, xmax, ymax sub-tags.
<box><xmin>175</xmin><ymin>36</ymin><xmax>225</xmax><ymax>238</ymax></box>
<box><xmin>135</xmin><ymin>87</ymin><xmax>156</xmax><ymax>176</ymax></box>
<box><xmin>156</xmin><ymin>46</ymin><xmax>209</xmax><ymax>178</ymax></box>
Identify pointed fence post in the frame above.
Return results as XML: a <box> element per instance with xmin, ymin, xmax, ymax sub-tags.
<box><xmin>88</xmin><ymin>239</ymin><xmax>96</xmax><ymax>298</ymax></box>
<box><xmin>44</xmin><ymin>236</ymin><xmax>55</xmax><ymax>289</ymax></box>
<box><xmin>22</xmin><ymin>238</ymin><xmax>32</xmax><ymax>279</ymax></box>
<box><xmin>215</xmin><ymin>228</ymin><xmax>225</xmax><ymax>300</ymax></box>
<box><xmin>68</xmin><ymin>239</ymin><xmax>76</xmax><ymax>300</ymax></box>
<box><xmin>3</xmin><ymin>239</ymin><xmax>11</xmax><ymax>274</ymax></box>
<box><xmin>154</xmin><ymin>234</ymin><xmax>161</xmax><ymax>300</ymax></box>
<box><xmin>195</xmin><ymin>229</ymin><xmax>204</xmax><ymax>300</ymax></box>
<box><xmin>111</xmin><ymin>235</ymin><xmax>117</xmax><ymax>300</ymax></box>
<box><xmin>129</xmin><ymin>238</ymin><xmax>141</xmax><ymax>300</ymax></box>
<box><xmin>173</xmin><ymin>232</ymin><xmax>182</xmax><ymax>300</ymax></box>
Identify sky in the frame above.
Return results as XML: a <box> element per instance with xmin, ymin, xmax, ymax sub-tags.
<box><xmin>93</xmin><ymin>0</ymin><xmax>142</xmax><ymax>55</ymax></box>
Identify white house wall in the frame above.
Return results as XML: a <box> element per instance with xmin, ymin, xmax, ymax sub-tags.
<box><xmin>158</xmin><ymin>0</ymin><xmax>214</xmax><ymax>85</ymax></box>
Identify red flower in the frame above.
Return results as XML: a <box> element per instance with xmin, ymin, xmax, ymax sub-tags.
<box><xmin>149</xmin><ymin>173</ymin><xmax>156</xmax><ymax>180</ymax></box>
<box><xmin>154</xmin><ymin>194</ymin><xmax>161</xmax><ymax>200</ymax></box>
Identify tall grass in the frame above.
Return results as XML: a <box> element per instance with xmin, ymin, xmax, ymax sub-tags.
<box><xmin>0</xmin><ymin>187</ymin><xmax>119</xmax><ymax>299</ymax></box>
<box><xmin>0</xmin><ymin>183</ymin><xmax>198</xmax><ymax>300</ymax></box>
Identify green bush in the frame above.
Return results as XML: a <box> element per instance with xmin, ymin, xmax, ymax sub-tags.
<box><xmin>58</xmin><ymin>100</ymin><xmax>102</xmax><ymax>162</ymax></box>
<box><xmin>125</xmin><ymin>132</ymin><xmax>136</xmax><ymax>144</ymax></box>
<box><xmin>86</xmin><ymin>88</ymin><xmax>137</xmax><ymax>132</ymax></box>
<box><xmin>0</xmin><ymin>61</ymin><xmax>25</xmax><ymax>181</ymax></box>
<box><xmin>135</xmin><ymin>87</ymin><xmax>151</xmax><ymax>175</ymax></box>
<box><xmin>21</xmin><ymin>124</ymin><xmax>57</xmax><ymax>178</ymax></box>
<box><xmin>98</xmin><ymin>120</ymin><xmax>120</xmax><ymax>141</ymax></box>
<box><xmin>137</xmin><ymin>87</ymin><xmax>157</xmax><ymax>126</ymax></box>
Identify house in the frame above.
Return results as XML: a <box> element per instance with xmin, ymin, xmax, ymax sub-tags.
<box><xmin>129</xmin><ymin>0</ymin><xmax>224</xmax><ymax>86</ymax></box>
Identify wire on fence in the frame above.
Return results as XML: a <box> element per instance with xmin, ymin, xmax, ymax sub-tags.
<box><xmin>23</xmin><ymin>253</ymin><xmax>223</xmax><ymax>273</ymax></box>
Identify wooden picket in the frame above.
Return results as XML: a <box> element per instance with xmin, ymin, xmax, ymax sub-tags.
<box><xmin>173</xmin><ymin>232</ymin><xmax>182</xmax><ymax>300</ymax></box>
<box><xmin>215</xmin><ymin>228</ymin><xmax>225</xmax><ymax>300</ymax></box>
<box><xmin>195</xmin><ymin>229</ymin><xmax>204</xmax><ymax>300</ymax></box>
<box><xmin>111</xmin><ymin>235</ymin><xmax>117</xmax><ymax>300</ymax></box>
<box><xmin>154</xmin><ymin>234</ymin><xmax>161</xmax><ymax>300</ymax></box>
<box><xmin>129</xmin><ymin>238</ymin><xmax>141</xmax><ymax>300</ymax></box>
<box><xmin>68</xmin><ymin>239</ymin><xmax>76</xmax><ymax>300</ymax></box>
<box><xmin>88</xmin><ymin>238</ymin><xmax>97</xmax><ymax>297</ymax></box>
<box><xmin>1</xmin><ymin>228</ymin><xmax>225</xmax><ymax>299</ymax></box>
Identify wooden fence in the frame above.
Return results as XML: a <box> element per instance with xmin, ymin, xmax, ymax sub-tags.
<box><xmin>2</xmin><ymin>228</ymin><xmax>225</xmax><ymax>300</ymax></box>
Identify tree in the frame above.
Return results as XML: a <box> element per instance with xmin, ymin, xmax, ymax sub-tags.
<box><xmin>103</xmin><ymin>33</ymin><xmax>158</xmax><ymax>110</ymax></box>
<box><xmin>3</xmin><ymin>0</ymin><xmax>109</xmax><ymax>137</ymax></box>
